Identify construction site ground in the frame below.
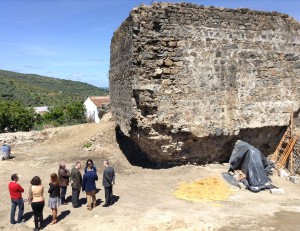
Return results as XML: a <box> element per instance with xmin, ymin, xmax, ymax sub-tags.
<box><xmin>1</xmin><ymin>120</ymin><xmax>300</xmax><ymax>231</ymax></box>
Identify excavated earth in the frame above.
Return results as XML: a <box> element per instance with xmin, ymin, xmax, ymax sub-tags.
<box><xmin>0</xmin><ymin>119</ymin><xmax>300</xmax><ymax>231</ymax></box>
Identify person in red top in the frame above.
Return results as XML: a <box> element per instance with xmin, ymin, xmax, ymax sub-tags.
<box><xmin>8</xmin><ymin>174</ymin><xmax>24</xmax><ymax>224</ymax></box>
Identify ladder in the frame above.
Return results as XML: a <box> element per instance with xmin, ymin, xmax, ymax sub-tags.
<box><xmin>270</xmin><ymin>129</ymin><xmax>290</xmax><ymax>163</ymax></box>
<box><xmin>275</xmin><ymin>135</ymin><xmax>299</xmax><ymax>170</ymax></box>
<box><xmin>270</xmin><ymin>112</ymin><xmax>299</xmax><ymax>173</ymax></box>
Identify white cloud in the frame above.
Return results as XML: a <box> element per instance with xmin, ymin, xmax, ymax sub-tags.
<box><xmin>2</xmin><ymin>42</ymin><xmax>58</xmax><ymax>57</ymax></box>
<box><xmin>52</xmin><ymin>60</ymin><xmax>107</xmax><ymax>67</ymax></box>
<box><xmin>70</xmin><ymin>72</ymin><xmax>85</xmax><ymax>78</ymax></box>
<box><xmin>24</xmin><ymin>65</ymin><xmax>43</xmax><ymax>69</ymax></box>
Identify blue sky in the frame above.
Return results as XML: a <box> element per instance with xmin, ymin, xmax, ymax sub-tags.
<box><xmin>0</xmin><ymin>0</ymin><xmax>299</xmax><ymax>88</ymax></box>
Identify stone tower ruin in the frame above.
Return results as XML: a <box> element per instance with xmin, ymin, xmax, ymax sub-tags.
<box><xmin>109</xmin><ymin>2</ymin><xmax>300</xmax><ymax>165</ymax></box>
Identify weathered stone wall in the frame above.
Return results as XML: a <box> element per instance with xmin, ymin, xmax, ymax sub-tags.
<box><xmin>109</xmin><ymin>2</ymin><xmax>300</xmax><ymax>164</ymax></box>
<box><xmin>0</xmin><ymin>129</ymin><xmax>57</xmax><ymax>146</ymax></box>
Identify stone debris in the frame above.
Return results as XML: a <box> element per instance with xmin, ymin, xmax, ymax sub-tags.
<box><xmin>270</xmin><ymin>188</ymin><xmax>285</xmax><ymax>195</ymax></box>
<box><xmin>289</xmin><ymin>176</ymin><xmax>300</xmax><ymax>184</ymax></box>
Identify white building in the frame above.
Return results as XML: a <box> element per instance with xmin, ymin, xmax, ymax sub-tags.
<box><xmin>84</xmin><ymin>96</ymin><xmax>110</xmax><ymax>123</ymax></box>
<box><xmin>33</xmin><ymin>106</ymin><xmax>51</xmax><ymax>115</ymax></box>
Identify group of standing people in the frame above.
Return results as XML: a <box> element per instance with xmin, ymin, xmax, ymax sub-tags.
<box><xmin>8</xmin><ymin>159</ymin><xmax>115</xmax><ymax>231</ymax></box>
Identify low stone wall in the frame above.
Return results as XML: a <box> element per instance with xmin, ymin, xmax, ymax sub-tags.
<box><xmin>0</xmin><ymin>129</ymin><xmax>57</xmax><ymax>146</ymax></box>
<box><xmin>110</xmin><ymin>2</ymin><xmax>300</xmax><ymax>164</ymax></box>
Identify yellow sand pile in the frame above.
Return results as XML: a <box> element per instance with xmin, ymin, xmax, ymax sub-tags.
<box><xmin>173</xmin><ymin>176</ymin><xmax>232</xmax><ymax>202</ymax></box>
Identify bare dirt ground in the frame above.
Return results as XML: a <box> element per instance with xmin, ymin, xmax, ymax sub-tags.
<box><xmin>1</xmin><ymin>120</ymin><xmax>300</xmax><ymax>231</ymax></box>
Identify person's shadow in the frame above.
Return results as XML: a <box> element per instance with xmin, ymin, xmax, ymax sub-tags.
<box><xmin>43</xmin><ymin>210</ymin><xmax>71</xmax><ymax>227</ymax></box>
<box><xmin>78</xmin><ymin>197</ymin><xmax>87</xmax><ymax>207</ymax></box>
<box><xmin>66</xmin><ymin>195</ymin><xmax>72</xmax><ymax>202</ymax></box>
<box><xmin>96</xmin><ymin>198</ymin><xmax>103</xmax><ymax>206</ymax></box>
<box><xmin>66</xmin><ymin>196</ymin><xmax>87</xmax><ymax>207</ymax></box>
<box><xmin>57</xmin><ymin>210</ymin><xmax>71</xmax><ymax>222</ymax></box>
<box><xmin>23</xmin><ymin>211</ymin><xmax>33</xmax><ymax>222</ymax></box>
<box><xmin>111</xmin><ymin>195</ymin><xmax>120</xmax><ymax>205</ymax></box>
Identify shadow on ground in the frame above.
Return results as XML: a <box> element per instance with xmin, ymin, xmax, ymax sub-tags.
<box><xmin>115</xmin><ymin>126</ymin><xmax>170</xmax><ymax>169</ymax></box>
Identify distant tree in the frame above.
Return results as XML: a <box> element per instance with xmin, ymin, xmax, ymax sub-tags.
<box><xmin>0</xmin><ymin>101</ymin><xmax>35</xmax><ymax>132</ymax></box>
<box><xmin>9</xmin><ymin>103</ymin><xmax>35</xmax><ymax>131</ymax></box>
<box><xmin>0</xmin><ymin>102</ymin><xmax>10</xmax><ymax>132</ymax></box>
<box><xmin>43</xmin><ymin>107</ymin><xmax>64</xmax><ymax>125</ymax></box>
<box><xmin>64</xmin><ymin>101</ymin><xmax>86</xmax><ymax>124</ymax></box>
<box><xmin>42</xmin><ymin>101</ymin><xmax>86</xmax><ymax>126</ymax></box>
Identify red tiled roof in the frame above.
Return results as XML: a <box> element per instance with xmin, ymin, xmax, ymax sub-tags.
<box><xmin>89</xmin><ymin>96</ymin><xmax>110</xmax><ymax>107</ymax></box>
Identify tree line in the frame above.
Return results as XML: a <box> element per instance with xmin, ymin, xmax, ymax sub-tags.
<box><xmin>0</xmin><ymin>69</ymin><xmax>108</xmax><ymax>107</ymax></box>
<box><xmin>0</xmin><ymin>101</ymin><xmax>86</xmax><ymax>133</ymax></box>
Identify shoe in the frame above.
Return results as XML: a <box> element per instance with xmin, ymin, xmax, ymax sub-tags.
<box><xmin>62</xmin><ymin>202</ymin><xmax>68</xmax><ymax>205</ymax></box>
<box><xmin>50</xmin><ymin>219</ymin><xmax>57</xmax><ymax>225</ymax></box>
<box><xmin>87</xmin><ymin>207</ymin><xmax>92</xmax><ymax>211</ymax></box>
<box><xmin>102</xmin><ymin>204</ymin><xmax>109</xmax><ymax>207</ymax></box>
<box><xmin>16</xmin><ymin>221</ymin><xmax>26</xmax><ymax>225</ymax></box>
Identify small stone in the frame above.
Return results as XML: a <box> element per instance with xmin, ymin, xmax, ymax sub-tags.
<box><xmin>168</xmin><ymin>41</ymin><xmax>177</xmax><ymax>47</ymax></box>
<box><xmin>164</xmin><ymin>59</ymin><xmax>173</xmax><ymax>66</ymax></box>
<box><xmin>270</xmin><ymin>188</ymin><xmax>285</xmax><ymax>195</ymax></box>
<box><xmin>238</xmin><ymin>182</ymin><xmax>246</xmax><ymax>190</ymax></box>
<box><xmin>170</xmin><ymin>68</ymin><xmax>179</xmax><ymax>74</ymax></box>
<box><xmin>163</xmin><ymin>68</ymin><xmax>171</xmax><ymax>74</ymax></box>
<box><xmin>289</xmin><ymin>176</ymin><xmax>299</xmax><ymax>184</ymax></box>
<box><xmin>177</xmin><ymin>41</ymin><xmax>185</xmax><ymax>47</ymax></box>
<box><xmin>162</xmin><ymin>79</ymin><xmax>171</xmax><ymax>85</ymax></box>
<box><xmin>154</xmin><ymin>68</ymin><xmax>163</xmax><ymax>76</ymax></box>
<box><xmin>156</xmin><ymin>59</ymin><xmax>164</xmax><ymax>66</ymax></box>
<box><xmin>165</xmin><ymin>89</ymin><xmax>172</xmax><ymax>94</ymax></box>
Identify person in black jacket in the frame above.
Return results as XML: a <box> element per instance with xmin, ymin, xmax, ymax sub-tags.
<box><xmin>70</xmin><ymin>162</ymin><xmax>82</xmax><ymax>208</ymax></box>
<box><xmin>48</xmin><ymin>173</ymin><xmax>60</xmax><ymax>224</ymax></box>
<box><xmin>102</xmin><ymin>160</ymin><xmax>115</xmax><ymax>207</ymax></box>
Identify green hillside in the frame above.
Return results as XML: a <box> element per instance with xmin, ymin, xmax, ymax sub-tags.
<box><xmin>0</xmin><ymin>70</ymin><xmax>108</xmax><ymax>106</ymax></box>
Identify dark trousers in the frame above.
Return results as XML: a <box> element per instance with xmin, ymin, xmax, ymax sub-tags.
<box><xmin>61</xmin><ymin>186</ymin><xmax>67</xmax><ymax>203</ymax></box>
<box><xmin>104</xmin><ymin>186</ymin><xmax>113</xmax><ymax>205</ymax></box>
<box><xmin>31</xmin><ymin>201</ymin><xmax>44</xmax><ymax>229</ymax></box>
<box><xmin>72</xmin><ymin>188</ymin><xmax>80</xmax><ymax>207</ymax></box>
<box><xmin>10</xmin><ymin>198</ymin><xmax>24</xmax><ymax>224</ymax></box>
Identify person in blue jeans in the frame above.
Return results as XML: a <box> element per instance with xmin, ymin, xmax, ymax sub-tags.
<box><xmin>8</xmin><ymin>174</ymin><xmax>24</xmax><ymax>224</ymax></box>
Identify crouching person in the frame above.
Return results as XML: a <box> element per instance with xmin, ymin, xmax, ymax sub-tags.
<box><xmin>1</xmin><ymin>142</ymin><xmax>11</xmax><ymax>160</ymax></box>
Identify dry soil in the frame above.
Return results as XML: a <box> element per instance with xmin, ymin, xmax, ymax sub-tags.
<box><xmin>1</xmin><ymin>121</ymin><xmax>300</xmax><ymax>231</ymax></box>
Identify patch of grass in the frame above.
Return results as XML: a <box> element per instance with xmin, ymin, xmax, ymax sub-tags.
<box><xmin>83</xmin><ymin>141</ymin><xmax>93</xmax><ymax>149</ymax></box>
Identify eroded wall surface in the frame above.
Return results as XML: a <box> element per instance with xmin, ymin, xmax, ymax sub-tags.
<box><xmin>109</xmin><ymin>3</ymin><xmax>300</xmax><ymax>164</ymax></box>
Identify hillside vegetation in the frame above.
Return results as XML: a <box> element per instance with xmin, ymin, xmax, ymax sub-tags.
<box><xmin>0</xmin><ymin>70</ymin><xmax>108</xmax><ymax>106</ymax></box>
